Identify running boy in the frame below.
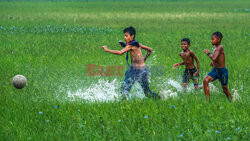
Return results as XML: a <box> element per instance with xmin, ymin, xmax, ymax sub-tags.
<box><xmin>203</xmin><ymin>31</ymin><xmax>232</xmax><ymax>101</ymax></box>
<box><xmin>102</xmin><ymin>26</ymin><xmax>160</xmax><ymax>100</ymax></box>
<box><xmin>174</xmin><ymin>38</ymin><xmax>200</xmax><ymax>89</ymax></box>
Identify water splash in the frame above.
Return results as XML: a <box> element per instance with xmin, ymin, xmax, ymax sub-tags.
<box><xmin>68</xmin><ymin>79</ymin><xmax>119</xmax><ymax>102</ymax></box>
<box><xmin>159</xmin><ymin>89</ymin><xmax>177</xmax><ymax>100</ymax></box>
<box><xmin>66</xmin><ymin>77</ymin><xmax>220</xmax><ymax>102</ymax></box>
<box><xmin>167</xmin><ymin>79</ymin><xmax>183</xmax><ymax>92</ymax></box>
<box><xmin>232</xmin><ymin>88</ymin><xmax>242</xmax><ymax>102</ymax></box>
<box><xmin>209</xmin><ymin>83</ymin><xmax>219</xmax><ymax>93</ymax></box>
<box><xmin>67</xmin><ymin>79</ymin><xmax>145</xmax><ymax>102</ymax></box>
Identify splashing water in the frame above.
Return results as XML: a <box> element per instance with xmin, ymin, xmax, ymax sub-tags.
<box><xmin>232</xmin><ymin>88</ymin><xmax>242</xmax><ymax>102</ymax></box>
<box><xmin>67</xmin><ymin>79</ymin><xmax>146</xmax><ymax>102</ymax></box>
<box><xmin>159</xmin><ymin>89</ymin><xmax>178</xmax><ymax>100</ymax></box>
<box><xmin>158</xmin><ymin>79</ymin><xmax>182</xmax><ymax>100</ymax></box>
<box><xmin>66</xmin><ymin>77</ymin><xmax>220</xmax><ymax>102</ymax></box>
<box><xmin>158</xmin><ymin>78</ymin><xmax>220</xmax><ymax>100</ymax></box>
<box><xmin>209</xmin><ymin>83</ymin><xmax>219</xmax><ymax>93</ymax></box>
<box><xmin>68</xmin><ymin>79</ymin><xmax>119</xmax><ymax>102</ymax></box>
<box><xmin>167</xmin><ymin>79</ymin><xmax>183</xmax><ymax>92</ymax></box>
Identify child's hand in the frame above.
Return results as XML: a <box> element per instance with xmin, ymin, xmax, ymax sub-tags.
<box><xmin>148</xmin><ymin>48</ymin><xmax>153</xmax><ymax>52</ymax></box>
<box><xmin>173</xmin><ymin>63</ymin><xmax>179</xmax><ymax>68</ymax></box>
<box><xmin>210</xmin><ymin>62</ymin><xmax>214</xmax><ymax>67</ymax></box>
<box><xmin>144</xmin><ymin>51</ymin><xmax>152</xmax><ymax>62</ymax></box>
<box><xmin>193</xmin><ymin>71</ymin><xmax>199</xmax><ymax>76</ymax></box>
<box><xmin>203</xmin><ymin>49</ymin><xmax>210</xmax><ymax>54</ymax></box>
<box><xmin>102</xmin><ymin>46</ymin><xmax>108</xmax><ymax>51</ymax></box>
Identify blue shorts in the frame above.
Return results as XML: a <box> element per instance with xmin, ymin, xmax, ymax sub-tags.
<box><xmin>207</xmin><ymin>67</ymin><xmax>228</xmax><ymax>86</ymax></box>
<box><xmin>120</xmin><ymin>67</ymin><xmax>159</xmax><ymax>100</ymax></box>
<box><xmin>183</xmin><ymin>68</ymin><xmax>199</xmax><ymax>86</ymax></box>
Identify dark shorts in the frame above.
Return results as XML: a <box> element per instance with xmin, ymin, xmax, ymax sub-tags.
<box><xmin>183</xmin><ymin>68</ymin><xmax>199</xmax><ymax>86</ymax></box>
<box><xmin>207</xmin><ymin>67</ymin><xmax>228</xmax><ymax>86</ymax></box>
<box><xmin>120</xmin><ymin>67</ymin><xmax>159</xmax><ymax>100</ymax></box>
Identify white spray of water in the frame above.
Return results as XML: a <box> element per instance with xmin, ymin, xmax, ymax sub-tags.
<box><xmin>158</xmin><ymin>79</ymin><xmax>181</xmax><ymax>100</ymax></box>
<box><xmin>159</xmin><ymin>89</ymin><xmax>178</xmax><ymax>100</ymax></box>
<box><xmin>68</xmin><ymin>79</ymin><xmax>119</xmax><ymax>102</ymax></box>
<box><xmin>67</xmin><ymin>79</ymin><xmax>146</xmax><ymax>102</ymax></box>
<box><xmin>158</xmin><ymin>78</ymin><xmax>220</xmax><ymax>100</ymax></box>
<box><xmin>232</xmin><ymin>88</ymin><xmax>242</xmax><ymax>102</ymax></box>
<box><xmin>209</xmin><ymin>83</ymin><xmax>219</xmax><ymax>93</ymax></box>
<box><xmin>167</xmin><ymin>79</ymin><xmax>183</xmax><ymax>92</ymax></box>
<box><xmin>66</xmin><ymin>77</ymin><xmax>220</xmax><ymax>102</ymax></box>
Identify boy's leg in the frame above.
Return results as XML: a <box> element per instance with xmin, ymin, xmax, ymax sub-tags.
<box><xmin>222</xmin><ymin>85</ymin><xmax>232</xmax><ymax>100</ymax></box>
<box><xmin>183</xmin><ymin>83</ymin><xmax>187</xmax><ymax>88</ymax></box>
<box><xmin>138</xmin><ymin>70</ymin><xmax>160</xmax><ymax>99</ymax></box>
<box><xmin>120</xmin><ymin>70</ymin><xmax>135</xmax><ymax>101</ymax></box>
<box><xmin>219</xmin><ymin>68</ymin><xmax>232</xmax><ymax>100</ymax></box>
<box><xmin>203</xmin><ymin>68</ymin><xmax>218</xmax><ymax>101</ymax></box>
<box><xmin>203</xmin><ymin>75</ymin><xmax>214</xmax><ymax>101</ymax></box>
<box><xmin>192</xmin><ymin>75</ymin><xmax>199</xmax><ymax>90</ymax></box>
<box><xmin>182</xmin><ymin>69</ymin><xmax>189</xmax><ymax>89</ymax></box>
<box><xmin>189</xmin><ymin>68</ymin><xmax>199</xmax><ymax>90</ymax></box>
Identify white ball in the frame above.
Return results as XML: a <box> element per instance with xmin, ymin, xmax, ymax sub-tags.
<box><xmin>12</xmin><ymin>75</ymin><xmax>27</xmax><ymax>89</ymax></box>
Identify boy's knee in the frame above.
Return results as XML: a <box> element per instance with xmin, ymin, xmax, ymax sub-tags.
<box><xmin>194</xmin><ymin>86</ymin><xmax>198</xmax><ymax>90</ymax></box>
<box><xmin>183</xmin><ymin>83</ymin><xmax>187</xmax><ymax>88</ymax></box>
<box><xmin>203</xmin><ymin>78</ymin><xmax>210</xmax><ymax>84</ymax></box>
<box><xmin>222</xmin><ymin>85</ymin><xmax>228</xmax><ymax>91</ymax></box>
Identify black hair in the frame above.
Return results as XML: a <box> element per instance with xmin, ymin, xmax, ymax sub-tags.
<box><xmin>212</xmin><ymin>31</ymin><xmax>223</xmax><ymax>40</ymax></box>
<box><xmin>181</xmin><ymin>38</ymin><xmax>190</xmax><ymax>45</ymax></box>
<box><xmin>123</xmin><ymin>26</ymin><xmax>136</xmax><ymax>38</ymax></box>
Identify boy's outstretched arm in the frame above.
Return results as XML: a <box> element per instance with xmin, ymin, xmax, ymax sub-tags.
<box><xmin>102</xmin><ymin>45</ymin><xmax>131</xmax><ymax>55</ymax></box>
<box><xmin>190</xmin><ymin>51</ymin><xmax>200</xmax><ymax>76</ymax></box>
<box><xmin>173</xmin><ymin>62</ymin><xmax>184</xmax><ymax>68</ymax></box>
<box><xmin>204</xmin><ymin>46</ymin><xmax>222</xmax><ymax>61</ymax></box>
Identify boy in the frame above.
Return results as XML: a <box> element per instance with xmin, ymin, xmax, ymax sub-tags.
<box><xmin>174</xmin><ymin>38</ymin><xmax>200</xmax><ymax>89</ymax></box>
<box><xmin>102</xmin><ymin>26</ymin><xmax>160</xmax><ymax>100</ymax></box>
<box><xmin>203</xmin><ymin>31</ymin><xmax>232</xmax><ymax>101</ymax></box>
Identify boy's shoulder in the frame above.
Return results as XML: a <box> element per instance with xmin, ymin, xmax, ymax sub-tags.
<box><xmin>219</xmin><ymin>44</ymin><xmax>224</xmax><ymax>49</ymax></box>
<box><xmin>188</xmin><ymin>49</ymin><xmax>194</xmax><ymax>53</ymax></box>
<box><xmin>214</xmin><ymin>45</ymin><xmax>224</xmax><ymax>52</ymax></box>
<box><xmin>179</xmin><ymin>51</ymin><xmax>184</xmax><ymax>56</ymax></box>
<box><xmin>128</xmin><ymin>40</ymin><xmax>140</xmax><ymax>47</ymax></box>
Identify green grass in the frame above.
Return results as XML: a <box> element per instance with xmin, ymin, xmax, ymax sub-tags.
<box><xmin>0</xmin><ymin>0</ymin><xmax>249</xmax><ymax>140</ymax></box>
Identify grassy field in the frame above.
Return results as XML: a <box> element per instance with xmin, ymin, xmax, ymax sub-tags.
<box><xmin>0</xmin><ymin>0</ymin><xmax>249</xmax><ymax>140</ymax></box>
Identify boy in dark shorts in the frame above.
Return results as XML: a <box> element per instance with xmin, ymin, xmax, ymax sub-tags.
<box><xmin>102</xmin><ymin>26</ymin><xmax>160</xmax><ymax>100</ymax></box>
<box><xmin>203</xmin><ymin>31</ymin><xmax>232</xmax><ymax>101</ymax></box>
<box><xmin>174</xmin><ymin>38</ymin><xmax>200</xmax><ymax>90</ymax></box>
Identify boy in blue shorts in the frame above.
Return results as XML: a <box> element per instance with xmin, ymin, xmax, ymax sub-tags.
<box><xmin>174</xmin><ymin>38</ymin><xmax>200</xmax><ymax>90</ymax></box>
<box><xmin>102</xmin><ymin>26</ymin><xmax>160</xmax><ymax>100</ymax></box>
<box><xmin>203</xmin><ymin>31</ymin><xmax>232</xmax><ymax>101</ymax></box>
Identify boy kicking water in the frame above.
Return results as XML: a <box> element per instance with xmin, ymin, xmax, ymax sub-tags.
<box><xmin>102</xmin><ymin>26</ymin><xmax>160</xmax><ymax>100</ymax></box>
<box><xmin>174</xmin><ymin>38</ymin><xmax>200</xmax><ymax>90</ymax></box>
<box><xmin>203</xmin><ymin>31</ymin><xmax>232</xmax><ymax>101</ymax></box>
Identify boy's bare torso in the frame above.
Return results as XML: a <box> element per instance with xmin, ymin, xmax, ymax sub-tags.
<box><xmin>180</xmin><ymin>49</ymin><xmax>195</xmax><ymax>69</ymax></box>
<box><xmin>129</xmin><ymin>45</ymin><xmax>145</xmax><ymax>69</ymax></box>
<box><xmin>212</xmin><ymin>45</ymin><xmax>225</xmax><ymax>68</ymax></box>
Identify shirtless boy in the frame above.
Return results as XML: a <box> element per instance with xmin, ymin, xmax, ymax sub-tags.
<box><xmin>174</xmin><ymin>38</ymin><xmax>200</xmax><ymax>89</ymax></box>
<box><xmin>203</xmin><ymin>31</ymin><xmax>232</xmax><ymax>101</ymax></box>
<box><xmin>102</xmin><ymin>26</ymin><xmax>160</xmax><ymax>100</ymax></box>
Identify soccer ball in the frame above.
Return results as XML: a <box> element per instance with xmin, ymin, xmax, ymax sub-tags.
<box><xmin>12</xmin><ymin>75</ymin><xmax>27</xmax><ymax>89</ymax></box>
